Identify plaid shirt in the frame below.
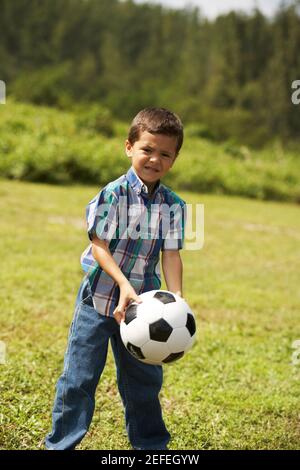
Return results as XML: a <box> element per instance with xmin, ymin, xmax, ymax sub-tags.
<box><xmin>80</xmin><ymin>166</ymin><xmax>186</xmax><ymax>317</ymax></box>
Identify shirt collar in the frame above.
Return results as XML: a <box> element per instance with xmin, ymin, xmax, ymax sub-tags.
<box><xmin>126</xmin><ymin>166</ymin><xmax>162</xmax><ymax>197</ymax></box>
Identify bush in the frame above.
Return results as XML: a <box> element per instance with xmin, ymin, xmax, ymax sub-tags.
<box><xmin>0</xmin><ymin>100</ymin><xmax>299</xmax><ymax>203</ymax></box>
<box><xmin>74</xmin><ymin>104</ymin><xmax>115</xmax><ymax>137</ymax></box>
<box><xmin>11</xmin><ymin>63</ymin><xmax>74</xmax><ymax>108</ymax></box>
<box><xmin>185</xmin><ymin>123</ymin><xmax>216</xmax><ymax>141</ymax></box>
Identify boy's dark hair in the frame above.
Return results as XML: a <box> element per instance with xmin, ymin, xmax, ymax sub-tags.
<box><xmin>128</xmin><ymin>107</ymin><xmax>184</xmax><ymax>155</ymax></box>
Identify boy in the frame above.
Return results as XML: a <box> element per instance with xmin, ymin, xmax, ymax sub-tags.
<box><xmin>45</xmin><ymin>107</ymin><xmax>186</xmax><ymax>450</ymax></box>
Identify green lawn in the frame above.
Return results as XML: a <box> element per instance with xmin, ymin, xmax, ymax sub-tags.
<box><xmin>0</xmin><ymin>179</ymin><xmax>300</xmax><ymax>450</ymax></box>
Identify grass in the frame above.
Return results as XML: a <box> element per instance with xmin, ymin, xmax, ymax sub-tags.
<box><xmin>0</xmin><ymin>179</ymin><xmax>300</xmax><ymax>449</ymax></box>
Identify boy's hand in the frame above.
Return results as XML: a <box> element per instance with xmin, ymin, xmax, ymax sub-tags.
<box><xmin>175</xmin><ymin>290</ymin><xmax>183</xmax><ymax>298</ymax></box>
<box><xmin>113</xmin><ymin>281</ymin><xmax>143</xmax><ymax>324</ymax></box>
<box><xmin>175</xmin><ymin>290</ymin><xmax>188</xmax><ymax>302</ymax></box>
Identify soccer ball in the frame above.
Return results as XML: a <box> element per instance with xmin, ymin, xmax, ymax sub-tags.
<box><xmin>120</xmin><ymin>290</ymin><xmax>196</xmax><ymax>365</ymax></box>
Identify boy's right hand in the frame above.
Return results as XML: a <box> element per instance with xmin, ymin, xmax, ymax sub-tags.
<box><xmin>113</xmin><ymin>281</ymin><xmax>143</xmax><ymax>324</ymax></box>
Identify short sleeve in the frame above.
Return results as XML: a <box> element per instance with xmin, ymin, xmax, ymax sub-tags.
<box><xmin>86</xmin><ymin>188</ymin><xmax>119</xmax><ymax>243</ymax></box>
<box><xmin>161</xmin><ymin>201</ymin><xmax>186</xmax><ymax>251</ymax></box>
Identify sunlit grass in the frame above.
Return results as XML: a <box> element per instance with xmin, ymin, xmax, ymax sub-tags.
<box><xmin>0</xmin><ymin>180</ymin><xmax>300</xmax><ymax>449</ymax></box>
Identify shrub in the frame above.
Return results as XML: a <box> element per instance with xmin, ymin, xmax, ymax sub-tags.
<box><xmin>0</xmin><ymin>101</ymin><xmax>299</xmax><ymax>203</ymax></box>
<box><xmin>74</xmin><ymin>104</ymin><xmax>115</xmax><ymax>137</ymax></box>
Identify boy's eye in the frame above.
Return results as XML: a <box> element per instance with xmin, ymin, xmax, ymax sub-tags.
<box><xmin>142</xmin><ymin>148</ymin><xmax>172</xmax><ymax>159</ymax></box>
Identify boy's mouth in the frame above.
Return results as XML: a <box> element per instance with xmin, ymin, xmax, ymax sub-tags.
<box><xmin>144</xmin><ymin>166</ymin><xmax>160</xmax><ymax>173</ymax></box>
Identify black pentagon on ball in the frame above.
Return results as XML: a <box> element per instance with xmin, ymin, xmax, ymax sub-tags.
<box><xmin>126</xmin><ymin>342</ymin><xmax>145</xmax><ymax>360</ymax></box>
<box><xmin>186</xmin><ymin>313</ymin><xmax>196</xmax><ymax>336</ymax></box>
<box><xmin>163</xmin><ymin>351</ymin><xmax>185</xmax><ymax>363</ymax></box>
<box><xmin>149</xmin><ymin>319</ymin><xmax>173</xmax><ymax>342</ymax></box>
<box><xmin>154</xmin><ymin>291</ymin><xmax>176</xmax><ymax>304</ymax></box>
<box><xmin>124</xmin><ymin>304</ymin><xmax>138</xmax><ymax>325</ymax></box>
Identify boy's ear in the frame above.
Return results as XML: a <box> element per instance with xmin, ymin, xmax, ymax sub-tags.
<box><xmin>125</xmin><ymin>139</ymin><xmax>132</xmax><ymax>158</ymax></box>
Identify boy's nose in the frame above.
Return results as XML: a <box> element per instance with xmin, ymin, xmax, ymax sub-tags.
<box><xmin>149</xmin><ymin>154</ymin><xmax>160</xmax><ymax>163</ymax></box>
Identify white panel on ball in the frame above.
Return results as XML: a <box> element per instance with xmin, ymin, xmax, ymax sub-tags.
<box><xmin>120</xmin><ymin>318</ymin><xmax>150</xmax><ymax>347</ymax></box>
<box><xmin>136</xmin><ymin>298</ymin><xmax>164</xmax><ymax>324</ymax></box>
<box><xmin>162</xmin><ymin>302</ymin><xmax>187</xmax><ymax>328</ymax></box>
<box><xmin>141</xmin><ymin>341</ymin><xmax>170</xmax><ymax>363</ymax></box>
<box><xmin>166</xmin><ymin>328</ymin><xmax>192</xmax><ymax>353</ymax></box>
<box><xmin>185</xmin><ymin>335</ymin><xmax>196</xmax><ymax>352</ymax></box>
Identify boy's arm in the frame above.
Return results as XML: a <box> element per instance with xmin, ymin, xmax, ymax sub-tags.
<box><xmin>161</xmin><ymin>249</ymin><xmax>183</xmax><ymax>297</ymax></box>
<box><xmin>91</xmin><ymin>237</ymin><xmax>142</xmax><ymax>323</ymax></box>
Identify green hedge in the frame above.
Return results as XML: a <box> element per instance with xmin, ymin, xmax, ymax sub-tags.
<box><xmin>0</xmin><ymin>100</ymin><xmax>299</xmax><ymax>202</ymax></box>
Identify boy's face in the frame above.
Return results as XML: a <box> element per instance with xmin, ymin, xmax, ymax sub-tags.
<box><xmin>125</xmin><ymin>131</ymin><xmax>178</xmax><ymax>185</ymax></box>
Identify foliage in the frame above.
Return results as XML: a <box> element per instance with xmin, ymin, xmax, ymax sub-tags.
<box><xmin>0</xmin><ymin>0</ymin><xmax>300</xmax><ymax>145</ymax></box>
<box><xmin>74</xmin><ymin>103</ymin><xmax>115</xmax><ymax>137</ymax></box>
<box><xmin>0</xmin><ymin>100</ymin><xmax>299</xmax><ymax>203</ymax></box>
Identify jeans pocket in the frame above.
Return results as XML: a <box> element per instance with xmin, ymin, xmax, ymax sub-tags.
<box><xmin>80</xmin><ymin>278</ymin><xmax>94</xmax><ymax>307</ymax></box>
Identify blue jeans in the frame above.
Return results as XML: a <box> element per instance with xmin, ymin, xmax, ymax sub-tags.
<box><xmin>45</xmin><ymin>276</ymin><xmax>170</xmax><ymax>450</ymax></box>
